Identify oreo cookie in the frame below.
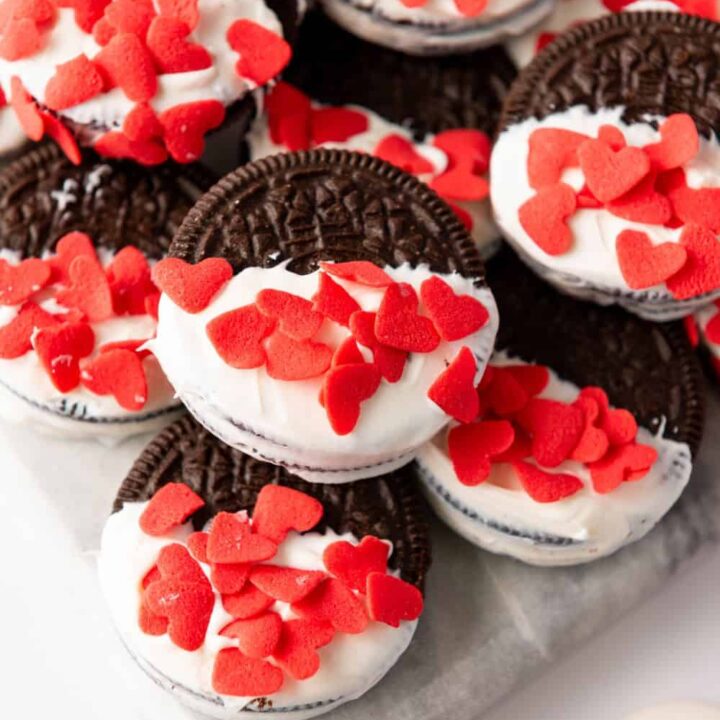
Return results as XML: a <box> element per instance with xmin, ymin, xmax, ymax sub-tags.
<box><xmin>100</xmin><ymin>414</ymin><xmax>430</xmax><ymax>718</ymax></box>
<box><xmin>417</xmin><ymin>247</ymin><xmax>705</xmax><ymax>566</ymax></box>
<box><xmin>491</xmin><ymin>11</ymin><xmax>720</xmax><ymax>321</ymax></box>
<box><xmin>316</xmin><ymin>0</ymin><xmax>555</xmax><ymax>56</ymax></box>
<box><xmin>0</xmin><ymin>143</ymin><xmax>214</xmax><ymax>440</ymax></box>
<box><xmin>246</xmin><ymin>10</ymin><xmax>515</xmax><ymax>258</ymax></box>
<box><xmin>150</xmin><ymin>150</ymin><xmax>499</xmax><ymax>482</ymax></box>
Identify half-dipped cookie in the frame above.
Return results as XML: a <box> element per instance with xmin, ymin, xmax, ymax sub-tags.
<box><xmin>317</xmin><ymin>0</ymin><xmax>556</xmax><ymax>56</ymax></box>
<box><xmin>0</xmin><ymin>0</ymin><xmax>301</xmax><ymax>165</ymax></box>
<box><xmin>246</xmin><ymin>11</ymin><xmax>516</xmax><ymax>258</ymax></box>
<box><xmin>417</xmin><ymin>247</ymin><xmax>704</xmax><ymax>566</ymax></box>
<box><xmin>99</xmin><ymin>415</ymin><xmax>430</xmax><ymax>719</ymax></box>
<box><xmin>149</xmin><ymin>150</ymin><xmax>499</xmax><ymax>482</ymax></box>
<box><xmin>0</xmin><ymin>143</ymin><xmax>213</xmax><ymax>439</ymax></box>
<box><xmin>492</xmin><ymin>11</ymin><xmax>720</xmax><ymax>321</ymax></box>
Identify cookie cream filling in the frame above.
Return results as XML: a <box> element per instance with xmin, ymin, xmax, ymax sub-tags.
<box><xmin>0</xmin><ymin>0</ymin><xmax>284</xmax><ymax>134</ymax></box>
<box><xmin>490</xmin><ymin>105</ymin><xmax>720</xmax><ymax>317</ymax></box>
<box><xmin>247</xmin><ymin>104</ymin><xmax>499</xmax><ymax>258</ymax></box>
<box><xmin>150</xmin><ymin>263</ymin><xmax>499</xmax><ymax>483</ymax></box>
<box><xmin>416</xmin><ymin>354</ymin><xmax>692</xmax><ymax>566</ymax></box>
<box><xmin>99</xmin><ymin>502</ymin><xmax>417</xmax><ymax>720</ymax></box>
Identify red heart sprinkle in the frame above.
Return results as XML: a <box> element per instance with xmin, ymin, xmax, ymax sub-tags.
<box><xmin>98</xmin><ymin>339</ymin><xmax>150</xmax><ymax>359</ymax></box>
<box><xmin>210</xmin><ymin>563</ymin><xmax>250</xmax><ymax>594</ymax></box>
<box><xmin>570</xmin><ymin>395</ymin><xmax>609</xmax><ymax>464</ymax></box>
<box><xmin>684</xmin><ymin>314</ymin><xmax>701</xmax><ymax>347</ymax></box>
<box><xmin>0</xmin><ymin>257</ymin><xmax>50</xmax><ymax>305</ymax></box>
<box><xmin>56</xmin><ymin>254</ymin><xmax>113</xmax><ymax>321</ymax></box>
<box><xmin>644</xmin><ymin>114</ymin><xmax>699</xmax><ymax>171</ymax></box>
<box><xmin>603</xmin><ymin>408</ymin><xmax>638</xmax><ymax>446</ymax></box>
<box><xmin>704</xmin><ymin>310</ymin><xmax>720</xmax><ymax>344</ymax></box>
<box><xmin>597</xmin><ymin>125</ymin><xmax>626</xmax><ymax>150</ymax></box>
<box><xmin>512</xmin><ymin>461</ymin><xmax>584</xmax><ymax>503</ymax></box>
<box><xmin>319</xmin><ymin>261</ymin><xmax>393</xmax><ymax>288</ymax></box>
<box><xmin>103</xmin><ymin>0</ymin><xmax>155</xmax><ymax>40</ymax></box>
<box><xmin>453</xmin><ymin>0</ymin><xmax>488</xmax><ymax>16</ymax></box>
<box><xmin>479</xmin><ymin>367</ymin><xmax>530</xmax><ymax>417</ymax></box>
<box><xmin>157</xmin><ymin>0</ymin><xmax>198</xmax><ymax>29</ymax></box>
<box><xmin>331</xmin><ymin>337</ymin><xmax>365</xmax><ymax>367</ymax></box>
<box><xmin>366</xmin><ymin>572</ymin><xmax>423</xmax><ymax>627</ymax></box>
<box><xmin>323</xmin><ymin>536</ymin><xmax>389</xmax><ymax>592</ymax></box>
<box><xmin>420</xmin><ymin>276</ymin><xmax>489</xmax><ymax>341</ymax></box>
<box><xmin>9</xmin><ymin>77</ymin><xmax>43</xmax><ymax>140</ymax></box>
<box><xmin>226</xmin><ymin>19</ymin><xmax>291</xmax><ymax>86</ymax></box>
<box><xmin>0</xmin><ymin>17</ymin><xmax>41</xmax><ymax>60</ymax></box>
<box><xmin>256</xmin><ymin>289</ymin><xmax>323</xmax><ymax>340</ymax></box>
<box><xmin>374</xmin><ymin>134</ymin><xmax>434</xmax><ymax>175</ymax></box>
<box><xmin>56</xmin><ymin>0</ymin><xmax>110</xmax><ymax>32</ymax></box>
<box><xmin>312</xmin><ymin>272</ymin><xmax>361</xmax><ymax>327</ymax></box>
<box><xmin>123</xmin><ymin>102</ymin><xmax>163</xmax><ymax>142</ymax></box>
<box><xmin>222</xmin><ymin>583</ymin><xmax>275</xmax><ymax>619</ymax></box>
<box><xmin>375</xmin><ymin>282</ymin><xmax>440</xmax><ymax>353</ymax></box>
<box><xmin>264</xmin><ymin>332</ymin><xmax>332</xmax><ymax>381</ymax></box>
<box><xmin>206</xmin><ymin>305</ymin><xmax>275</xmax><ymax>369</ymax></box>
<box><xmin>433</xmin><ymin>129</ymin><xmax>491</xmax><ymax>174</ymax></box>
<box><xmin>141</xmin><ymin>565</ymin><xmax>162</xmax><ymax>588</ymax></box>
<box><xmin>81</xmin><ymin>348</ymin><xmax>148</xmax><ymax>410</ymax></box>
<box><xmin>266</xmin><ymin>81</ymin><xmax>312</xmax><ymax>151</ymax></box>
<box><xmin>616</xmin><ymin>229</ymin><xmax>687</xmax><ymax>290</ymax></box>
<box><xmin>589</xmin><ymin>442</ymin><xmax>658</xmax><ymax>494</ymax></box>
<box><xmin>427</xmin><ymin>346</ymin><xmax>479</xmax><ymax>423</ymax></box>
<box><xmin>504</xmin><ymin>364</ymin><xmax>550</xmax><ymax>397</ymax></box>
<box><xmin>516</xmin><ymin>398</ymin><xmax>585</xmax><ymax>468</ymax></box>
<box><xmin>666</xmin><ymin>224</ymin><xmax>720</xmax><ymax>300</ymax></box>
<box><xmin>429</xmin><ymin>165</ymin><xmax>489</xmax><ymax>202</ymax></box>
<box><xmin>663</xmin><ymin>170</ymin><xmax>720</xmax><ymax>234</ymax></box>
<box><xmin>292</xmin><ymin>577</ymin><xmax>369</xmax><ymax>634</ymax></box>
<box><xmin>138</xmin><ymin>483</ymin><xmax>204</xmax><ymax>536</ymax></box>
<box><xmin>448</xmin><ymin>420</ymin><xmax>515</xmax><ymax>486</ymax></box>
<box><xmin>518</xmin><ymin>183</ymin><xmax>577</xmax><ymax>256</ymax></box>
<box><xmin>138</xmin><ymin>599</ymin><xmax>168</xmax><ymax>635</ymax></box>
<box><xmin>251</xmin><ymin>485</ymin><xmax>324</xmax><ymax>544</ymax></box>
<box><xmin>606</xmin><ymin>172</ymin><xmax>673</xmax><ymax>225</ymax></box>
<box><xmin>493</xmin><ymin>428</ymin><xmax>533</xmax><ymax>464</ymax></box>
<box><xmin>187</xmin><ymin>531</ymin><xmax>209</xmax><ymax>563</ymax></box>
<box><xmin>527</xmin><ymin>128</ymin><xmax>589</xmax><ymax>189</ymax></box>
<box><xmin>146</xmin><ymin>16</ymin><xmax>211</xmax><ymax>74</ymax></box>
<box><xmin>159</xmin><ymin>99</ymin><xmax>225</xmax><ymax>163</ymax></box>
<box><xmin>157</xmin><ymin>543</ymin><xmax>209</xmax><ymax>585</ymax></box>
<box><xmin>91</xmin><ymin>17</ymin><xmax>114</xmax><ymax>44</ymax></box>
<box><xmin>220</xmin><ymin>612</ymin><xmax>283</xmax><ymax>659</ymax></box>
<box><xmin>0</xmin><ymin>302</ymin><xmax>58</xmax><ymax>359</ymax></box>
<box><xmin>272</xmin><ymin>619</ymin><xmax>334</xmax><ymax>680</ymax></box>
<box><xmin>41</xmin><ymin>110</ymin><xmax>82</xmax><ymax>165</ymax></box>
<box><xmin>249</xmin><ymin>565</ymin><xmax>327</xmax><ymax>603</ymax></box>
<box><xmin>152</xmin><ymin>257</ymin><xmax>233</xmax><ymax>313</ymax></box>
<box><xmin>349</xmin><ymin>310</ymin><xmax>407</xmax><ymax>382</ymax></box>
<box><xmin>207</xmin><ymin>511</ymin><xmax>277</xmax><ymax>564</ymax></box>
<box><xmin>95</xmin><ymin>132</ymin><xmax>168</xmax><ymax>165</ymax></box>
<box><xmin>212</xmin><ymin>647</ymin><xmax>284</xmax><ymax>696</ymax></box>
<box><xmin>47</xmin><ymin>232</ymin><xmax>98</xmax><ymax>284</ymax></box>
<box><xmin>34</xmin><ymin>321</ymin><xmax>94</xmax><ymax>392</ymax></box>
<box><xmin>94</xmin><ymin>33</ymin><xmax>157</xmax><ymax>102</ymax></box>
<box><xmin>0</xmin><ymin>0</ymin><xmax>55</xmax><ymax>26</ymax></box>
<box><xmin>323</xmin><ymin>362</ymin><xmax>381</xmax><ymax>435</ymax></box>
<box><xmin>577</xmin><ymin>139</ymin><xmax>651</xmax><ymax>203</ymax></box>
<box><xmin>106</xmin><ymin>246</ymin><xmax>155</xmax><ymax>315</ymax></box>
<box><xmin>311</xmin><ymin>107</ymin><xmax>368</xmax><ymax>145</ymax></box>
<box><xmin>44</xmin><ymin>54</ymin><xmax>103</xmax><ymax>111</ymax></box>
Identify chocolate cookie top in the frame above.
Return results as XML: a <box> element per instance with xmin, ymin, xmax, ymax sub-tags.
<box><xmin>0</xmin><ymin>143</ymin><xmax>215</xmax><ymax>260</ymax></box>
<box><xmin>171</xmin><ymin>149</ymin><xmax>485</xmax><ymax>280</ymax></box>
<box><xmin>114</xmin><ymin>415</ymin><xmax>432</xmax><ymax>588</ymax></box>
<box><xmin>283</xmin><ymin>11</ymin><xmax>516</xmax><ymax>140</ymax></box>
<box><xmin>499</xmin><ymin>11</ymin><xmax>720</xmax><ymax>139</ymax></box>
<box><xmin>488</xmin><ymin>247</ymin><xmax>705</xmax><ymax>454</ymax></box>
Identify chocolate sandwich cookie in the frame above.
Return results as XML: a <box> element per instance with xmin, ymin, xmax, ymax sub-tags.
<box><xmin>245</xmin><ymin>11</ymin><xmax>516</xmax><ymax>259</ymax></box>
<box><xmin>150</xmin><ymin>149</ymin><xmax>499</xmax><ymax>482</ymax></box>
<box><xmin>492</xmin><ymin>11</ymin><xmax>720</xmax><ymax>321</ymax></box>
<box><xmin>0</xmin><ymin>0</ymin><xmax>301</xmax><ymax>166</ymax></box>
<box><xmin>317</xmin><ymin>0</ymin><xmax>556</xmax><ymax>56</ymax></box>
<box><xmin>0</xmin><ymin>142</ymin><xmax>214</xmax><ymax>440</ymax></box>
<box><xmin>100</xmin><ymin>415</ymin><xmax>430</xmax><ymax>719</ymax></box>
<box><xmin>417</xmin><ymin>247</ymin><xmax>704</xmax><ymax>566</ymax></box>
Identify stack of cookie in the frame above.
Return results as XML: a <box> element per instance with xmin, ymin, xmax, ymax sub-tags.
<box><xmin>0</xmin><ymin>0</ymin><xmax>717</xmax><ymax>717</ymax></box>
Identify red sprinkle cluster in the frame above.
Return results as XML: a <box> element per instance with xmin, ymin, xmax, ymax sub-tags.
<box><xmin>0</xmin><ymin>0</ymin><xmax>291</xmax><ymax>164</ymax></box>
<box><xmin>694</xmin><ymin>299</ymin><xmax>720</xmax><ymax>378</ymax></box>
<box><xmin>519</xmin><ymin>113</ymin><xmax>720</xmax><ymax>300</ymax></box>
<box><xmin>151</xmin><ymin>257</ymin><xmax>491</xmax><ymax>435</ymax></box>
<box><xmin>265</xmin><ymin>82</ymin><xmax>491</xmax><ymax>233</ymax></box>
<box><xmin>446</xmin><ymin>362</ymin><xmax>659</xmax><ymax>502</ymax></box>
<box><xmin>397</xmin><ymin>0</ymin><xmax>489</xmax><ymax>18</ymax></box>
<box><xmin>136</xmin><ymin>482</ymin><xmax>424</xmax><ymax>697</ymax></box>
<box><xmin>0</xmin><ymin>232</ymin><xmax>160</xmax><ymax>409</ymax></box>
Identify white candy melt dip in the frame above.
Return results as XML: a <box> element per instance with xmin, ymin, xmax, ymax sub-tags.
<box><xmin>624</xmin><ymin>702</ymin><xmax>720</xmax><ymax>720</ymax></box>
<box><xmin>416</xmin><ymin>354</ymin><xmax>692</xmax><ymax>566</ymax></box>
<box><xmin>247</xmin><ymin>105</ymin><xmax>499</xmax><ymax>258</ymax></box>
<box><xmin>99</xmin><ymin>502</ymin><xmax>417</xmax><ymax>720</ymax></box>
<box><xmin>150</xmin><ymin>263</ymin><xmax>498</xmax><ymax>483</ymax></box>
<box><xmin>490</xmin><ymin>105</ymin><xmax>720</xmax><ymax>320</ymax></box>
<box><xmin>0</xmin><ymin>106</ymin><xmax>26</xmax><ymax>157</ymax></box>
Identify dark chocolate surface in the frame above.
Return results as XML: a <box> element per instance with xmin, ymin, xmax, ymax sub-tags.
<box><xmin>499</xmin><ymin>11</ymin><xmax>720</xmax><ymax>139</ymax></box>
<box><xmin>488</xmin><ymin>247</ymin><xmax>705</xmax><ymax>455</ymax></box>
<box><xmin>115</xmin><ymin>415</ymin><xmax>432</xmax><ymax>588</ymax></box>
<box><xmin>171</xmin><ymin>149</ymin><xmax>485</xmax><ymax>281</ymax></box>
<box><xmin>0</xmin><ymin>143</ymin><xmax>215</xmax><ymax>259</ymax></box>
